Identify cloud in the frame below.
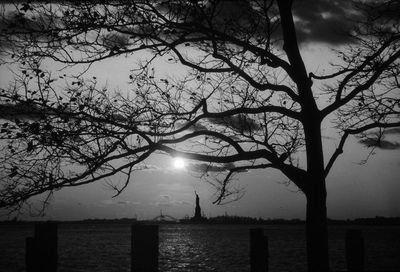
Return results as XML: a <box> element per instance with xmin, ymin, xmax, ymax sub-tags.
<box><xmin>292</xmin><ymin>0</ymin><xmax>356</xmax><ymax>45</ymax></box>
<box><xmin>175</xmin><ymin>200</ymin><xmax>191</xmax><ymax>206</ymax></box>
<box><xmin>187</xmin><ymin>162</ymin><xmax>231</xmax><ymax>173</ymax></box>
<box><xmin>101</xmin><ymin>199</ymin><xmax>140</xmax><ymax>206</ymax></box>
<box><xmin>0</xmin><ymin>102</ymin><xmax>43</xmax><ymax>120</ymax></box>
<box><xmin>132</xmin><ymin>164</ymin><xmax>163</xmax><ymax>172</ymax></box>
<box><xmin>153</xmin><ymin>195</ymin><xmax>191</xmax><ymax>207</ymax></box>
<box><xmin>117</xmin><ymin>200</ymin><xmax>131</xmax><ymax>205</ymax></box>
<box><xmin>357</xmin><ymin>127</ymin><xmax>400</xmax><ymax>150</ymax></box>
<box><xmin>101</xmin><ymin>32</ymin><xmax>130</xmax><ymax>50</ymax></box>
<box><xmin>359</xmin><ymin>138</ymin><xmax>400</xmax><ymax>150</ymax></box>
<box><xmin>201</xmin><ymin>0</ymin><xmax>395</xmax><ymax>46</ymax></box>
<box><xmin>2</xmin><ymin>0</ymin><xmax>395</xmax><ymax>58</ymax></box>
<box><xmin>208</xmin><ymin>114</ymin><xmax>261</xmax><ymax>133</ymax></box>
<box><xmin>160</xmin><ymin>195</ymin><xmax>170</xmax><ymax>200</ymax></box>
<box><xmin>154</xmin><ymin>194</ymin><xmax>172</xmax><ymax>207</ymax></box>
<box><xmin>0</xmin><ymin>10</ymin><xmax>58</xmax><ymax>50</ymax></box>
<box><xmin>156</xmin><ymin>202</ymin><xmax>172</xmax><ymax>207</ymax></box>
<box><xmin>171</xmin><ymin>0</ymin><xmax>359</xmax><ymax>45</ymax></box>
<box><xmin>358</xmin><ymin>0</ymin><xmax>400</xmax><ymax>24</ymax></box>
<box><xmin>187</xmin><ymin>162</ymin><xmax>248</xmax><ymax>173</ymax></box>
<box><xmin>175</xmin><ymin>121</ymin><xmax>208</xmax><ymax>131</ymax></box>
<box><xmin>385</xmin><ymin>128</ymin><xmax>400</xmax><ymax>135</ymax></box>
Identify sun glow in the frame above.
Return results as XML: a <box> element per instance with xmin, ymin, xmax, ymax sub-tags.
<box><xmin>173</xmin><ymin>157</ymin><xmax>186</xmax><ymax>170</ymax></box>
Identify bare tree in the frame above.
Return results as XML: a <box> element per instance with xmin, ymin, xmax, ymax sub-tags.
<box><xmin>0</xmin><ymin>1</ymin><xmax>399</xmax><ymax>271</ymax></box>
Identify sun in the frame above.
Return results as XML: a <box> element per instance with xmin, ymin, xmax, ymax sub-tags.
<box><xmin>173</xmin><ymin>157</ymin><xmax>186</xmax><ymax>169</ymax></box>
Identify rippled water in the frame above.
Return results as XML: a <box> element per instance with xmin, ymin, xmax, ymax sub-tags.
<box><xmin>0</xmin><ymin>223</ymin><xmax>399</xmax><ymax>272</ymax></box>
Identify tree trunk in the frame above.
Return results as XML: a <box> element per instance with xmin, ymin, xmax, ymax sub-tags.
<box><xmin>304</xmin><ymin>120</ymin><xmax>330</xmax><ymax>272</ymax></box>
<box><xmin>276</xmin><ymin>1</ymin><xmax>330</xmax><ymax>270</ymax></box>
<box><xmin>305</xmin><ymin>182</ymin><xmax>329</xmax><ymax>272</ymax></box>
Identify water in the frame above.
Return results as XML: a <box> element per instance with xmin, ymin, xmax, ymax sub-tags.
<box><xmin>0</xmin><ymin>223</ymin><xmax>399</xmax><ymax>272</ymax></box>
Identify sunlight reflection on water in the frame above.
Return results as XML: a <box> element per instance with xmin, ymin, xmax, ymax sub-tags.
<box><xmin>160</xmin><ymin>225</ymin><xmax>249</xmax><ymax>272</ymax></box>
<box><xmin>0</xmin><ymin>223</ymin><xmax>399</xmax><ymax>272</ymax></box>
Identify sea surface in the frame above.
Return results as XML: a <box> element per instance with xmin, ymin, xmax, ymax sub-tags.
<box><xmin>0</xmin><ymin>223</ymin><xmax>399</xmax><ymax>272</ymax></box>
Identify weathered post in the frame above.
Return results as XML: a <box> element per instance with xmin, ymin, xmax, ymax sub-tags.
<box><xmin>346</xmin><ymin>229</ymin><xmax>364</xmax><ymax>272</ymax></box>
<box><xmin>131</xmin><ymin>224</ymin><xmax>159</xmax><ymax>272</ymax></box>
<box><xmin>26</xmin><ymin>237</ymin><xmax>36</xmax><ymax>272</ymax></box>
<box><xmin>26</xmin><ymin>222</ymin><xmax>58</xmax><ymax>272</ymax></box>
<box><xmin>250</xmin><ymin>228</ymin><xmax>269</xmax><ymax>272</ymax></box>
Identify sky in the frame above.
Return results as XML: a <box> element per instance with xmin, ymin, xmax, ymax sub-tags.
<box><xmin>0</xmin><ymin>0</ymin><xmax>399</xmax><ymax>221</ymax></box>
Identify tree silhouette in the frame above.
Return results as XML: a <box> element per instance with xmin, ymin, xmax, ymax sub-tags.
<box><xmin>0</xmin><ymin>1</ymin><xmax>399</xmax><ymax>271</ymax></box>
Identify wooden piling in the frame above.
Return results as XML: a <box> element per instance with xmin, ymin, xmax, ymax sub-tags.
<box><xmin>250</xmin><ymin>228</ymin><xmax>269</xmax><ymax>272</ymax></box>
<box><xmin>346</xmin><ymin>229</ymin><xmax>364</xmax><ymax>272</ymax></box>
<box><xmin>26</xmin><ymin>222</ymin><xmax>58</xmax><ymax>272</ymax></box>
<box><xmin>25</xmin><ymin>237</ymin><xmax>36</xmax><ymax>272</ymax></box>
<box><xmin>131</xmin><ymin>224</ymin><xmax>159</xmax><ymax>272</ymax></box>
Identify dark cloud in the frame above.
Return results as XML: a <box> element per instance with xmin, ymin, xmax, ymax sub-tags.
<box><xmin>101</xmin><ymin>32</ymin><xmax>130</xmax><ymax>50</ymax></box>
<box><xmin>211</xmin><ymin>0</ymin><xmax>269</xmax><ymax>34</ymax></box>
<box><xmin>187</xmin><ymin>162</ymin><xmax>231</xmax><ymax>173</ymax></box>
<box><xmin>0</xmin><ymin>103</ymin><xmax>42</xmax><ymax>120</ymax></box>
<box><xmin>292</xmin><ymin>0</ymin><xmax>356</xmax><ymax>45</ymax></box>
<box><xmin>359</xmin><ymin>138</ymin><xmax>400</xmax><ymax>150</ymax></box>
<box><xmin>293</xmin><ymin>0</ymin><xmax>400</xmax><ymax>45</ymax></box>
<box><xmin>176</xmin><ymin>121</ymin><xmax>208</xmax><ymax>131</ymax></box>
<box><xmin>385</xmin><ymin>128</ymin><xmax>400</xmax><ymax>135</ymax></box>
<box><xmin>177</xmin><ymin>114</ymin><xmax>261</xmax><ymax>133</ymax></box>
<box><xmin>0</xmin><ymin>0</ymin><xmax>376</xmax><ymax>54</ymax></box>
<box><xmin>186</xmin><ymin>0</ymin><xmax>360</xmax><ymax>45</ymax></box>
<box><xmin>188</xmin><ymin>162</ymin><xmax>248</xmax><ymax>173</ymax></box>
<box><xmin>359</xmin><ymin>0</ymin><xmax>400</xmax><ymax>24</ymax></box>
<box><xmin>0</xmin><ymin>11</ymin><xmax>55</xmax><ymax>50</ymax></box>
<box><xmin>200</xmin><ymin>0</ymin><xmax>371</xmax><ymax>45</ymax></box>
<box><xmin>208</xmin><ymin>114</ymin><xmax>260</xmax><ymax>133</ymax></box>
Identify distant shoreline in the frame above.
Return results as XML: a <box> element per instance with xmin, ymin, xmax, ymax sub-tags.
<box><xmin>1</xmin><ymin>216</ymin><xmax>400</xmax><ymax>226</ymax></box>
